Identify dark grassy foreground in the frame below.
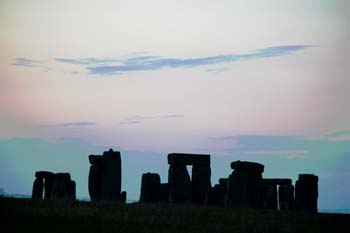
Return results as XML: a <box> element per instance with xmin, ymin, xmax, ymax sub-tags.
<box><xmin>0</xmin><ymin>197</ymin><xmax>349</xmax><ymax>233</ymax></box>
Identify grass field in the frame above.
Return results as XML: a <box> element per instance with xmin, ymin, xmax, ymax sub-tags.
<box><xmin>0</xmin><ymin>197</ymin><xmax>349</xmax><ymax>233</ymax></box>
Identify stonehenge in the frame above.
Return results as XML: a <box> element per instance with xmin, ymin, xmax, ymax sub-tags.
<box><xmin>168</xmin><ymin>153</ymin><xmax>211</xmax><ymax>204</ymax></box>
<box><xmin>88</xmin><ymin>149</ymin><xmax>124</xmax><ymax>202</ymax></box>
<box><xmin>32</xmin><ymin>171</ymin><xmax>76</xmax><ymax>201</ymax></box>
<box><xmin>295</xmin><ymin>174</ymin><xmax>318</xmax><ymax>212</ymax></box>
<box><xmin>31</xmin><ymin>148</ymin><xmax>319</xmax><ymax>213</ymax></box>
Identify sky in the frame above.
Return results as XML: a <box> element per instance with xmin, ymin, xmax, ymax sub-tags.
<box><xmin>0</xmin><ymin>0</ymin><xmax>349</xmax><ymax>209</ymax></box>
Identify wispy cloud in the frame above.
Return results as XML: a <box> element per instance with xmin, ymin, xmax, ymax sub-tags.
<box><xmin>120</xmin><ymin>114</ymin><xmax>184</xmax><ymax>124</ymax></box>
<box><xmin>86</xmin><ymin>45</ymin><xmax>311</xmax><ymax>75</ymax></box>
<box><xmin>14</xmin><ymin>45</ymin><xmax>312</xmax><ymax>75</ymax></box>
<box><xmin>12</xmin><ymin>58</ymin><xmax>50</xmax><ymax>71</ymax></box>
<box><xmin>40</xmin><ymin>121</ymin><xmax>96</xmax><ymax>127</ymax></box>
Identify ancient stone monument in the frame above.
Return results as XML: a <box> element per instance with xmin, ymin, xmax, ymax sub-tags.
<box><xmin>168</xmin><ymin>153</ymin><xmax>211</xmax><ymax>204</ymax></box>
<box><xmin>225</xmin><ymin>161</ymin><xmax>264</xmax><ymax>208</ymax></box>
<box><xmin>32</xmin><ymin>171</ymin><xmax>76</xmax><ymax>201</ymax></box>
<box><xmin>295</xmin><ymin>174</ymin><xmax>318</xmax><ymax>212</ymax></box>
<box><xmin>88</xmin><ymin>149</ymin><xmax>124</xmax><ymax>202</ymax></box>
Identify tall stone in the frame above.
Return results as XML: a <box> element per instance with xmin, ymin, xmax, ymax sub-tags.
<box><xmin>226</xmin><ymin>161</ymin><xmax>264</xmax><ymax>208</ymax></box>
<box><xmin>279</xmin><ymin>184</ymin><xmax>294</xmax><ymax>210</ymax></box>
<box><xmin>139</xmin><ymin>172</ymin><xmax>161</xmax><ymax>203</ymax></box>
<box><xmin>44</xmin><ymin>174</ymin><xmax>54</xmax><ymax>200</ymax></box>
<box><xmin>101</xmin><ymin>149</ymin><xmax>121</xmax><ymax>201</ymax></box>
<box><xmin>168</xmin><ymin>164</ymin><xmax>192</xmax><ymax>203</ymax></box>
<box><xmin>262</xmin><ymin>184</ymin><xmax>277</xmax><ymax>209</ymax></box>
<box><xmin>88</xmin><ymin>155</ymin><xmax>102</xmax><ymax>201</ymax></box>
<box><xmin>295</xmin><ymin>174</ymin><xmax>318</xmax><ymax>212</ymax></box>
<box><xmin>32</xmin><ymin>178</ymin><xmax>43</xmax><ymax>199</ymax></box>
<box><xmin>192</xmin><ymin>165</ymin><xmax>211</xmax><ymax>204</ymax></box>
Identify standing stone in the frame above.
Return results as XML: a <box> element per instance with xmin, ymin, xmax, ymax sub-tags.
<box><xmin>279</xmin><ymin>184</ymin><xmax>294</xmax><ymax>210</ymax></box>
<box><xmin>32</xmin><ymin>178</ymin><xmax>44</xmax><ymax>199</ymax></box>
<box><xmin>226</xmin><ymin>161</ymin><xmax>264</xmax><ymax>208</ymax></box>
<box><xmin>168</xmin><ymin>164</ymin><xmax>192</xmax><ymax>203</ymax></box>
<box><xmin>192</xmin><ymin>165</ymin><xmax>211</xmax><ymax>204</ymax></box>
<box><xmin>139</xmin><ymin>172</ymin><xmax>161</xmax><ymax>203</ymax></box>
<box><xmin>44</xmin><ymin>174</ymin><xmax>55</xmax><ymax>200</ymax></box>
<box><xmin>262</xmin><ymin>184</ymin><xmax>278</xmax><ymax>209</ymax></box>
<box><xmin>69</xmin><ymin>180</ymin><xmax>76</xmax><ymax>200</ymax></box>
<box><xmin>295</xmin><ymin>174</ymin><xmax>318</xmax><ymax>212</ymax></box>
<box><xmin>89</xmin><ymin>165</ymin><xmax>101</xmax><ymax>201</ymax></box>
<box><xmin>101</xmin><ymin>149</ymin><xmax>122</xmax><ymax>201</ymax></box>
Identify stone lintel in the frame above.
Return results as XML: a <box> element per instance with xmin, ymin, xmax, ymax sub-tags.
<box><xmin>263</xmin><ymin>178</ymin><xmax>292</xmax><ymax>186</ymax></box>
<box><xmin>230</xmin><ymin>160</ymin><xmax>264</xmax><ymax>173</ymax></box>
<box><xmin>168</xmin><ymin>153</ymin><xmax>210</xmax><ymax>165</ymax></box>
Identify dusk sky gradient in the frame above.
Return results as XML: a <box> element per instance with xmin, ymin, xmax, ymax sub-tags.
<box><xmin>0</xmin><ymin>0</ymin><xmax>349</xmax><ymax>209</ymax></box>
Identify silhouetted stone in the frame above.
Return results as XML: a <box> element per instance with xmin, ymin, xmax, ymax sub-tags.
<box><xmin>32</xmin><ymin>178</ymin><xmax>43</xmax><ymax>199</ymax></box>
<box><xmin>51</xmin><ymin>173</ymin><xmax>76</xmax><ymax>201</ymax></box>
<box><xmin>139</xmin><ymin>172</ymin><xmax>161</xmax><ymax>203</ymax></box>
<box><xmin>168</xmin><ymin>153</ymin><xmax>210</xmax><ymax>165</ymax></box>
<box><xmin>295</xmin><ymin>174</ymin><xmax>318</xmax><ymax>212</ymax></box>
<box><xmin>279</xmin><ymin>184</ymin><xmax>294</xmax><ymax>210</ymax></box>
<box><xmin>262</xmin><ymin>184</ymin><xmax>278</xmax><ymax>209</ymax></box>
<box><xmin>121</xmin><ymin>191</ymin><xmax>127</xmax><ymax>203</ymax></box>
<box><xmin>168</xmin><ymin>164</ymin><xmax>192</xmax><ymax>203</ymax></box>
<box><xmin>89</xmin><ymin>155</ymin><xmax>102</xmax><ymax>165</ymax></box>
<box><xmin>88</xmin><ymin>164</ymin><xmax>102</xmax><ymax>201</ymax></box>
<box><xmin>192</xmin><ymin>165</ymin><xmax>211</xmax><ymax>204</ymax></box>
<box><xmin>35</xmin><ymin>171</ymin><xmax>54</xmax><ymax>179</ymax></box>
<box><xmin>44</xmin><ymin>174</ymin><xmax>54</xmax><ymax>199</ymax></box>
<box><xmin>263</xmin><ymin>178</ymin><xmax>292</xmax><ymax>186</ymax></box>
<box><xmin>226</xmin><ymin>161</ymin><xmax>264</xmax><ymax>208</ymax></box>
<box><xmin>101</xmin><ymin>149</ymin><xmax>122</xmax><ymax>201</ymax></box>
<box><xmin>159</xmin><ymin>183</ymin><xmax>169</xmax><ymax>202</ymax></box>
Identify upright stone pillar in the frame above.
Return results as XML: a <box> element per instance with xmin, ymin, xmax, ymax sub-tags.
<box><xmin>139</xmin><ymin>172</ymin><xmax>161</xmax><ymax>203</ymax></box>
<box><xmin>88</xmin><ymin>155</ymin><xmax>102</xmax><ymax>201</ymax></box>
<box><xmin>262</xmin><ymin>184</ymin><xmax>277</xmax><ymax>210</ymax></box>
<box><xmin>225</xmin><ymin>161</ymin><xmax>264</xmax><ymax>208</ymax></box>
<box><xmin>101</xmin><ymin>149</ymin><xmax>122</xmax><ymax>201</ymax></box>
<box><xmin>279</xmin><ymin>184</ymin><xmax>294</xmax><ymax>210</ymax></box>
<box><xmin>295</xmin><ymin>174</ymin><xmax>318</xmax><ymax>212</ymax></box>
<box><xmin>32</xmin><ymin>178</ymin><xmax>43</xmax><ymax>199</ymax></box>
<box><xmin>192</xmin><ymin>165</ymin><xmax>211</xmax><ymax>204</ymax></box>
<box><xmin>168</xmin><ymin>164</ymin><xmax>192</xmax><ymax>203</ymax></box>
